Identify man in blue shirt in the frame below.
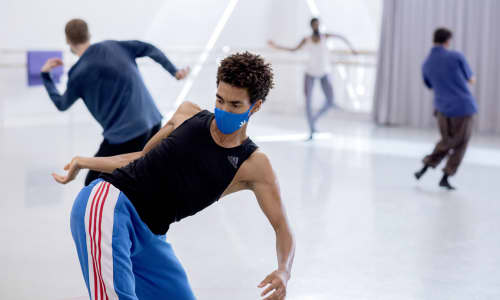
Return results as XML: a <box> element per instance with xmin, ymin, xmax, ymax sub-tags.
<box><xmin>40</xmin><ymin>19</ymin><xmax>189</xmax><ymax>185</ymax></box>
<box><xmin>414</xmin><ymin>28</ymin><xmax>477</xmax><ymax>190</ymax></box>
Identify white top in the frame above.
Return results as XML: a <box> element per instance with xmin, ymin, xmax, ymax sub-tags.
<box><xmin>304</xmin><ymin>35</ymin><xmax>331</xmax><ymax>77</ymax></box>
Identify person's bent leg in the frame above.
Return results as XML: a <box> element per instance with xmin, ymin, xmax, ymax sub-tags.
<box><xmin>71</xmin><ymin>180</ymin><xmax>139</xmax><ymax>299</ymax></box>
<box><xmin>416</xmin><ymin>112</ymin><xmax>452</xmax><ymax>180</ymax></box>
<box><xmin>133</xmin><ymin>236</ymin><xmax>196</xmax><ymax>300</ymax></box>
<box><xmin>442</xmin><ymin>115</ymin><xmax>473</xmax><ymax>177</ymax></box>
<box><xmin>70</xmin><ymin>179</ymin><xmax>103</xmax><ymax>298</ymax></box>
<box><xmin>313</xmin><ymin>75</ymin><xmax>335</xmax><ymax>121</ymax></box>
<box><xmin>304</xmin><ymin>74</ymin><xmax>316</xmax><ymax>139</ymax></box>
<box><xmin>422</xmin><ymin>112</ymin><xmax>452</xmax><ymax>169</ymax></box>
<box><xmin>115</xmin><ymin>189</ymin><xmax>196</xmax><ymax>299</ymax></box>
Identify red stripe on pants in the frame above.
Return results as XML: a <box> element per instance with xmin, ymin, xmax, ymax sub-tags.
<box><xmin>89</xmin><ymin>182</ymin><xmax>105</xmax><ymax>300</ymax></box>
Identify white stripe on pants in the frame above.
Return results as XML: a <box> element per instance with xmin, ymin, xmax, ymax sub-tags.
<box><xmin>84</xmin><ymin>181</ymin><xmax>120</xmax><ymax>300</ymax></box>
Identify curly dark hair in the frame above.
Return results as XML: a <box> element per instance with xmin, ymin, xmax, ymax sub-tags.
<box><xmin>216</xmin><ymin>52</ymin><xmax>274</xmax><ymax>104</ymax></box>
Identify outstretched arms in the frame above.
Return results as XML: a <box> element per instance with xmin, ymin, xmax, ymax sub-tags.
<box><xmin>268</xmin><ymin>38</ymin><xmax>307</xmax><ymax>52</ymax></box>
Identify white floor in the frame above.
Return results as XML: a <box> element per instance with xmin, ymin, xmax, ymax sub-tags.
<box><xmin>1</xmin><ymin>110</ymin><xmax>500</xmax><ymax>300</ymax></box>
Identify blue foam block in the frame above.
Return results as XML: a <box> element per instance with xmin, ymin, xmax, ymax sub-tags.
<box><xmin>27</xmin><ymin>51</ymin><xmax>63</xmax><ymax>86</ymax></box>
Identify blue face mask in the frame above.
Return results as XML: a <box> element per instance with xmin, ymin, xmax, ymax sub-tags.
<box><xmin>214</xmin><ymin>104</ymin><xmax>254</xmax><ymax>134</ymax></box>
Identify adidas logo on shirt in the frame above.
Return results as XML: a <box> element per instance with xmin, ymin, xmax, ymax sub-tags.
<box><xmin>227</xmin><ymin>156</ymin><xmax>239</xmax><ymax>168</ymax></box>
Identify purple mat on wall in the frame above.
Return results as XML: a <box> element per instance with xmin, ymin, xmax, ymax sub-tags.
<box><xmin>27</xmin><ymin>51</ymin><xmax>63</xmax><ymax>86</ymax></box>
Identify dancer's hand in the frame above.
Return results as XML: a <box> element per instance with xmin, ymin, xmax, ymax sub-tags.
<box><xmin>175</xmin><ymin>67</ymin><xmax>190</xmax><ymax>80</ymax></box>
<box><xmin>52</xmin><ymin>156</ymin><xmax>82</xmax><ymax>184</ymax></box>
<box><xmin>258</xmin><ymin>269</ymin><xmax>289</xmax><ymax>300</ymax></box>
<box><xmin>41</xmin><ymin>58</ymin><xmax>63</xmax><ymax>73</ymax></box>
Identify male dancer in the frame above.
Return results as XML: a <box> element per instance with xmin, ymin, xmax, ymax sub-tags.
<box><xmin>41</xmin><ymin>18</ymin><xmax>189</xmax><ymax>185</ymax></box>
<box><xmin>53</xmin><ymin>52</ymin><xmax>295</xmax><ymax>300</ymax></box>
<box><xmin>415</xmin><ymin>28</ymin><xmax>477</xmax><ymax>190</ymax></box>
<box><xmin>268</xmin><ymin>17</ymin><xmax>357</xmax><ymax>139</ymax></box>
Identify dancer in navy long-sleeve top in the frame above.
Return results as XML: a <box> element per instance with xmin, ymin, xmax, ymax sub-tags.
<box><xmin>41</xmin><ymin>19</ymin><xmax>189</xmax><ymax>185</ymax></box>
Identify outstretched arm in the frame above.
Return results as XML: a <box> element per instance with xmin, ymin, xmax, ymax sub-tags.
<box><xmin>118</xmin><ymin>40</ymin><xmax>189</xmax><ymax>79</ymax></box>
<box><xmin>268</xmin><ymin>38</ymin><xmax>307</xmax><ymax>52</ymax></box>
<box><xmin>41</xmin><ymin>58</ymin><xmax>80</xmax><ymax>111</ymax></box>
<box><xmin>326</xmin><ymin>33</ymin><xmax>357</xmax><ymax>54</ymax></box>
<box><xmin>53</xmin><ymin>101</ymin><xmax>202</xmax><ymax>184</ymax></box>
<box><xmin>52</xmin><ymin>152</ymin><xmax>142</xmax><ymax>183</ymax></box>
<box><xmin>247</xmin><ymin>152</ymin><xmax>295</xmax><ymax>300</ymax></box>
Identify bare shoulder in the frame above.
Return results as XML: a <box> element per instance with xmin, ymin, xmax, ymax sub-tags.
<box><xmin>177</xmin><ymin>101</ymin><xmax>202</xmax><ymax>116</ymax></box>
<box><xmin>239</xmin><ymin>150</ymin><xmax>276</xmax><ymax>185</ymax></box>
<box><xmin>170</xmin><ymin>101</ymin><xmax>202</xmax><ymax>127</ymax></box>
<box><xmin>247</xmin><ymin>150</ymin><xmax>271</xmax><ymax>166</ymax></box>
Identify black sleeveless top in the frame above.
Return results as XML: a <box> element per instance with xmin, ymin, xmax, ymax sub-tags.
<box><xmin>102</xmin><ymin>110</ymin><xmax>258</xmax><ymax>234</ymax></box>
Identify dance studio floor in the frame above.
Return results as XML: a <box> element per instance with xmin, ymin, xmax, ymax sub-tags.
<box><xmin>1</xmin><ymin>111</ymin><xmax>499</xmax><ymax>300</ymax></box>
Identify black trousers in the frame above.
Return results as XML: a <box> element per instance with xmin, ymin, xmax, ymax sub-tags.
<box><xmin>84</xmin><ymin>123</ymin><xmax>161</xmax><ymax>186</ymax></box>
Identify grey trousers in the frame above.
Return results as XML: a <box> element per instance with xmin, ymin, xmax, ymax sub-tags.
<box><xmin>304</xmin><ymin>74</ymin><xmax>335</xmax><ymax>134</ymax></box>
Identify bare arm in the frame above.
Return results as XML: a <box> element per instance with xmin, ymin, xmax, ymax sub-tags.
<box><xmin>268</xmin><ymin>38</ymin><xmax>306</xmax><ymax>52</ymax></box>
<box><xmin>51</xmin><ymin>152</ymin><xmax>142</xmax><ymax>184</ymax></box>
<box><xmin>246</xmin><ymin>152</ymin><xmax>295</xmax><ymax>300</ymax></box>
<box><xmin>78</xmin><ymin>152</ymin><xmax>142</xmax><ymax>173</ymax></box>
<box><xmin>326</xmin><ymin>33</ymin><xmax>357</xmax><ymax>54</ymax></box>
<box><xmin>142</xmin><ymin>101</ymin><xmax>201</xmax><ymax>154</ymax></box>
<box><xmin>52</xmin><ymin>101</ymin><xmax>202</xmax><ymax>184</ymax></box>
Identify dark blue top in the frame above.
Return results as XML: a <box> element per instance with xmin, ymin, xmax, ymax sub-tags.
<box><xmin>422</xmin><ymin>46</ymin><xmax>477</xmax><ymax>117</ymax></box>
<box><xmin>41</xmin><ymin>40</ymin><xmax>178</xmax><ymax>143</ymax></box>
